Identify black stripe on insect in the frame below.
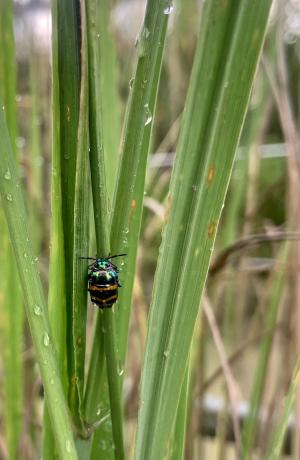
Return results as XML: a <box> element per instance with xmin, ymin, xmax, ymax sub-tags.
<box><xmin>80</xmin><ymin>254</ymin><xmax>127</xmax><ymax>309</ymax></box>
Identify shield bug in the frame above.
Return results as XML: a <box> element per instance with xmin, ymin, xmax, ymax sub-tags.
<box><xmin>81</xmin><ymin>254</ymin><xmax>126</xmax><ymax>309</ymax></box>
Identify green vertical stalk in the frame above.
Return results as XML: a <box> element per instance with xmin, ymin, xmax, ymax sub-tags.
<box><xmin>135</xmin><ymin>1</ymin><xmax>272</xmax><ymax>458</ymax></box>
<box><xmin>0</xmin><ymin>1</ymin><xmax>23</xmax><ymax>458</ymax></box>
<box><xmin>169</xmin><ymin>367</ymin><xmax>190</xmax><ymax>460</ymax></box>
<box><xmin>55</xmin><ymin>0</ymin><xmax>81</xmax><ymax>388</ymax></box>
<box><xmin>111</xmin><ymin>0</ymin><xmax>169</xmax><ymax>369</ymax></box>
<box><xmin>71</xmin><ymin>0</ymin><xmax>90</xmax><ymax>432</ymax></box>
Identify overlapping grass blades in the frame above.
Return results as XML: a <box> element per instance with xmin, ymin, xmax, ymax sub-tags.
<box><xmin>85</xmin><ymin>1</ymin><xmax>170</xmax><ymax>458</ymax></box>
<box><xmin>134</xmin><ymin>1</ymin><xmax>273</xmax><ymax>458</ymax></box>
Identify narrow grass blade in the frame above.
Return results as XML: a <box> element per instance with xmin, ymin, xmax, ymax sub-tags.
<box><xmin>71</xmin><ymin>0</ymin><xmax>90</xmax><ymax>431</ymax></box>
<box><xmin>135</xmin><ymin>2</ymin><xmax>273</xmax><ymax>459</ymax></box>
<box><xmin>242</xmin><ymin>244</ymin><xmax>289</xmax><ymax>459</ymax></box>
<box><xmin>98</xmin><ymin>0</ymin><xmax>121</xmax><ymax>197</ymax></box>
<box><xmin>169</xmin><ymin>367</ymin><xmax>190</xmax><ymax>460</ymax></box>
<box><xmin>54</xmin><ymin>0</ymin><xmax>81</xmax><ymax>385</ymax></box>
<box><xmin>0</xmin><ymin>1</ymin><xmax>23</xmax><ymax>458</ymax></box>
<box><xmin>267</xmin><ymin>358</ymin><xmax>300</xmax><ymax>460</ymax></box>
<box><xmin>0</xmin><ymin>108</ymin><xmax>78</xmax><ymax>459</ymax></box>
<box><xmin>86</xmin><ymin>0</ymin><xmax>110</xmax><ymax>254</ymax></box>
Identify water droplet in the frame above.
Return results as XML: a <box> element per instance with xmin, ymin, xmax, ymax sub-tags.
<box><xmin>2</xmin><ymin>105</ymin><xmax>5</xmax><ymax>111</ymax></box>
<box><xmin>6</xmin><ymin>193</ymin><xmax>13</xmax><ymax>202</ymax></box>
<box><xmin>144</xmin><ymin>104</ymin><xmax>152</xmax><ymax>126</ymax></box>
<box><xmin>65</xmin><ymin>440</ymin><xmax>72</xmax><ymax>453</ymax></box>
<box><xmin>43</xmin><ymin>332</ymin><xmax>50</xmax><ymax>347</ymax></box>
<box><xmin>96</xmin><ymin>33</ymin><xmax>100</xmax><ymax>38</ymax></box>
<box><xmin>4</xmin><ymin>169</ymin><xmax>11</xmax><ymax>180</ymax></box>
<box><xmin>163</xmin><ymin>350</ymin><xmax>170</xmax><ymax>358</ymax></box>
<box><xmin>129</xmin><ymin>78</ymin><xmax>135</xmax><ymax>88</ymax></box>
<box><xmin>163</xmin><ymin>3</ymin><xmax>174</xmax><ymax>15</ymax></box>
<box><xmin>23</xmin><ymin>252</ymin><xmax>28</xmax><ymax>259</ymax></box>
<box><xmin>34</xmin><ymin>305</ymin><xmax>42</xmax><ymax>316</ymax></box>
<box><xmin>50</xmin><ymin>378</ymin><xmax>54</xmax><ymax>385</ymax></box>
<box><xmin>192</xmin><ymin>185</ymin><xmax>198</xmax><ymax>192</ymax></box>
<box><xmin>117</xmin><ymin>360</ymin><xmax>124</xmax><ymax>376</ymax></box>
<box><xmin>96</xmin><ymin>406</ymin><xmax>101</xmax><ymax>416</ymax></box>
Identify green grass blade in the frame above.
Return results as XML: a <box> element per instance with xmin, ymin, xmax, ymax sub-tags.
<box><xmin>86</xmin><ymin>0</ymin><xmax>110</xmax><ymax>254</ymax></box>
<box><xmin>267</xmin><ymin>358</ymin><xmax>300</xmax><ymax>460</ymax></box>
<box><xmin>134</xmin><ymin>2</ymin><xmax>272</xmax><ymax>458</ymax></box>
<box><xmin>111</xmin><ymin>0</ymin><xmax>169</xmax><ymax>367</ymax></box>
<box><xmin>0</xmin><ymin>107</ymin><xmax>78</xmax><ymax>459</ymax></box>
<box><xmin>169</xmin><ymin>367</ymin><xmax>190</xmax><ymax>460</ymax></box>
<box><xmin>242</xmin><ymin>244</ymin><xmax>289</xmax><ymax>459</ymax></box>
<box><xmin>99</xmin><ymin>0</ymin><xmax>121</xmax><ymax>197</ymax></box>
<box><xmin>55</xmin><ymin>0</ymin><xmax>81</xmax><ymax>387</ymax></box>
<box><xmin>0</xmin><ymin>1</ymin><xmax>23</xmax><ymax>457</ymax></box>
<box><xmin>71</xmin><ymin>0</ymin><xmax>90</xmax><ymax>431</ymax></box>
<box><xmin>102</xmin><ymin>309</ymin><xmax>125</xmax><ymax>460</ymax></box>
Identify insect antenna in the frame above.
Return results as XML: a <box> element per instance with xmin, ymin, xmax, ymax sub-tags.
<box><xmin>79</xmin><ymin>256</ymin><xmax>97</xmax><ymax>261</ymax></box>
<box><xmin>107</xmin><ymin>253</ymin><xmax>127</xmax><ymax>260</ymax></box>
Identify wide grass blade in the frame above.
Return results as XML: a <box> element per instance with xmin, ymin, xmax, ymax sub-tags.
<box><xmin>0</xmin><ymin>107</ymin><xmax>78</xmax><ymax>459</ymax></box>
<box><xmin>134</xmin><ymin>1</ymin><xmax>273</xmax><ymax>458</ymax></box>
<box><xmin>111</xmin><ymin>0</ymin><xmax>169</xmax><ymax>368</ymax></box>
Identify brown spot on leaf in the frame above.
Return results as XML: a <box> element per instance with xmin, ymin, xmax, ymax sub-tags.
<box><xmin>207</xmin><ymin>166</ymin><xmax>215</xmax><ymax>184</ymax></box>
<box><xmin>208</xmin><ymin>222</ymin><xmax>217</xmax><ymax>238</ymax></box>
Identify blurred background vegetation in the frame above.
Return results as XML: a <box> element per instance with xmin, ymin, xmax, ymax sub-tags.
<box><xmin>1</xmin><ymin>0</ymin><xmax>300</xmax><ymax>459</ymax></box>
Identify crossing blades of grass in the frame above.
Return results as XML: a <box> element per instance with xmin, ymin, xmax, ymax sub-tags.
<box><xmin>134</xmin><ymin>1</ymin><xmax>273</xmax><ymax>459</ymax></box>
<box><xmin>85</xmin><ymin>1</ymin><xmax>169</xmax><ymax>458</ymax></box>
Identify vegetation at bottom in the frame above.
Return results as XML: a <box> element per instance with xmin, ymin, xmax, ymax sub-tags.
<box><xmin>1</xmin><ymin>0</ymin><xmax>300</xmax><ymax>459</ymax></box>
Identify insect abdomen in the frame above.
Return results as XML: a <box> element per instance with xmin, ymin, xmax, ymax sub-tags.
<box><xmin>88</xmin><ymin>282</ymin><xmax>118</xmax><ymax>308</ymax></box>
